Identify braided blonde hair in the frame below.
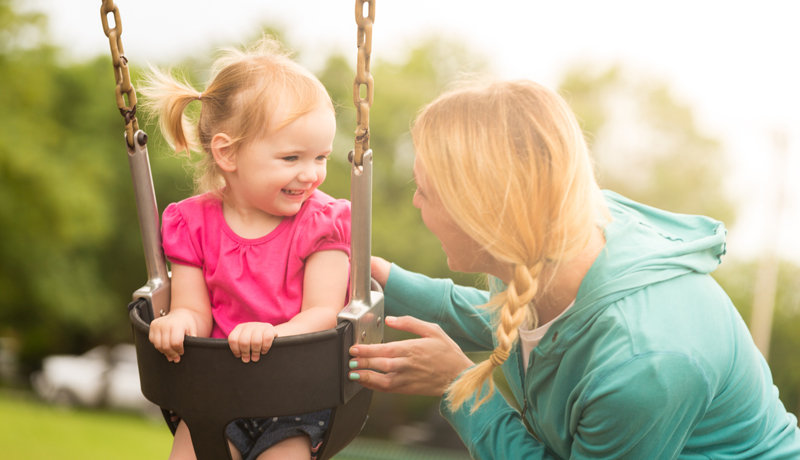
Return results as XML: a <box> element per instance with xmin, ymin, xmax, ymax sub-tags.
<box><xmin>139</xmin><ymin>36</ymin><xmax>333</xmax><ymax>194</ymax></box>
<box><xmin>411</xmin><ymin>79</ymin><xmax>604</xmax><ymax>411</ymax></box>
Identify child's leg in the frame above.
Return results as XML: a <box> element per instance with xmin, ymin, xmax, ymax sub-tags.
<box><xmin>227</xmin><ymin>440</ymin><xmax>244</xmax><ymax>460</ymax></box>
<box><xmin>256</xmin><ymin>435</ymin><xmax>311</xmax><ymax>460</ymax></box>
<box><xmin>170</xmin><ymin>419</ymin><xmax>244</xmax><ymax>460</ymax></box>
<box><xmin>169</xmin><ymin>421</ymin><xmax>197</xmax><ymax>460</ymax></box>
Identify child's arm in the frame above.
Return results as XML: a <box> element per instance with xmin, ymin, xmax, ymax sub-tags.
<box><xmin>149</xmin><ymin>263</ymin><xmax>214</xmax><ymax>363</ymax></box>
<box><xmin>280</xmin><ymin>249</ymin><xmax>350</xmax><ymax>335</ymax></box>
<box><xmin>228</xmin><ymin>249</ymin><xmax>350</xmax><ymax>363</ymax></box>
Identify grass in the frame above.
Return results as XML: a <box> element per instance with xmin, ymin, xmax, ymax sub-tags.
<box><xmin>0</xmin><ymin>389</ymin><xmax>470</xmax><ymax>459</ymax></box>
<box><xmin>0</xmin><ymin>389</ymin><xmax>172</xmax><ymax>459</ymax></box>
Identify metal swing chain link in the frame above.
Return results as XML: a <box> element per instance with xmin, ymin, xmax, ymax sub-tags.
<box><xmin>100</xmin><ymin>0</ymin><xmax>139</xmax><ymax>148</ymax></box>
<box><xmin>353</xmin><ymin>0</ymin><xmax>375</xmax><ymax>166</ymax></box>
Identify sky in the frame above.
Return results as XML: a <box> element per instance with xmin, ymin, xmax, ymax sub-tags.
<box><xmin>26</xmin><ymin>0</ymin><xmax>800</xmax><ymax>263</ymax></box>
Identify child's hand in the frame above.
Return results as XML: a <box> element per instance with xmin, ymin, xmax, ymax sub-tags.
<box><xmin>228</xmin><ymin>322</ymin><xmax>278</xmax><ymax>363</ymax></box>
<box><xmin>149</xmin><ymin>310</ymin><xmax>198</xmax><ymax>363</ymax></box>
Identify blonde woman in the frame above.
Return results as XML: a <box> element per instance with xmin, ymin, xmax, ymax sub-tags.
<box><xmin>348</xmin><ymin>80</ymin><xmax>800</xmax><ymax>458</ymax></box>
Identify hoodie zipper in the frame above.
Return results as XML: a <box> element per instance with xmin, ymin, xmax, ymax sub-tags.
<box><xmin>518</xmin><ymin>342</ymin><xmax>540</xmax><ymax>441</ymax></box>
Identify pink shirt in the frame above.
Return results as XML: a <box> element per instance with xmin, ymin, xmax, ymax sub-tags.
<box><xmin>161</xmin><ymin>190</ymin><xmax>351</xmax><ymax>338</ymax></box>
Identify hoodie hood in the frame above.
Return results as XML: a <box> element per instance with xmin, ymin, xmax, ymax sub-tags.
<box><xmin>575</xmin><ymin>190</ymin><xmax>727</xmax><ymax>311</ymax></box>
<box><xmin>524</xmin><ymin>190</ymin><xmax>727</xmax><ymax>356</ymax></box>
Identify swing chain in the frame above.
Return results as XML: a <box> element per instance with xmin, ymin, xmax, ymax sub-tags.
<box><xmin>100</xmin><ymin>0</ymin><xmax>140</xmax><ymax>149</ymax></box>
<box><xmin>353</xmin><ymin>0</ymin><xmax>375</xmax><ymax>166</ymax></box>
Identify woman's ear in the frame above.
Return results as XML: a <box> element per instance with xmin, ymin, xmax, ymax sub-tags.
<box><xmin>211</xmin><ymin>133</ymin><xmax>236</xmax><ymax>172</ymax></box>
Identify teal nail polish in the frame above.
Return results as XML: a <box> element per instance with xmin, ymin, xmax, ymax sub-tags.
<box><xmin>349</xmin><ymin>360</ymin><xmax>358</xmax><ymax>369</ymax></box>
<box><xmin>349</xmin><ymin>372</ymin><xmax>360</xmax><ymax>380</ymax></box>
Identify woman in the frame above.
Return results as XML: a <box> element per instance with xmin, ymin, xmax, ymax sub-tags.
<box><xmin>348</xmin><ymin>80</ymin><xmax>800</xmax><ymax>458</ymax></box>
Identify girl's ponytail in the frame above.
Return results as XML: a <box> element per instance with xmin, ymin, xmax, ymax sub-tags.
<box><xmin>139</xmin><ymin>67</ymin><xmax>202</xmax><ymax>154</ymax></box>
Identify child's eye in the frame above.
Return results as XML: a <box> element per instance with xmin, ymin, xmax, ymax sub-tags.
<box><xmin>282</xmin><ymin>155</ymin><xmax>299</xmax><ymax>162</ymax></box>
<box><xmin>316</xmin><ymin>155</ymin><xmax>329</xmax><ymax>162</ymax></box>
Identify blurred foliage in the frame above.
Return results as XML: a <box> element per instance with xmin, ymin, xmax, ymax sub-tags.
<box><xmin>560</xmin><ymin>64</ymin><xmax>736</xmax><ymax>226</ymax></box>
<box><xmin>0</xmin><ymin>0</ymin><xmax>797</xmax><ymax>444</ymax></box>
<box><xmin>0</xmin><ymin>0</ymin><xmax>130</xmax><ymax>365</ymax></box>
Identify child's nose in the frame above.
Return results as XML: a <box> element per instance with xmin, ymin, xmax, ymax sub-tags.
<box><xmin>298</xmin><ymin>164</ymin><xmax>320</xmax><ymax>183</ymax></box>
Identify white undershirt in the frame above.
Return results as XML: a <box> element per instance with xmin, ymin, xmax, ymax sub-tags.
<box><xmin>518</xmin><ymin>300</ymin><xmax>575</xmax><ymax>373</ymax></box>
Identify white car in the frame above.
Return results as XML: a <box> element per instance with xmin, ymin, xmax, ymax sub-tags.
<box><xmin>31</xmin><ymin>343</ymin><xmax>160</xmax><ymax>417</ymax></box>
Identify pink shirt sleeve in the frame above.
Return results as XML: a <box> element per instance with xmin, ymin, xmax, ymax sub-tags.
<box><xmin>294</xmin><ymin>197</ymin><xmax>352</xmax><ymax>259</ymax></box>
<box><xmin>161</xmin><ymin>202</ymin><xmax>203</xmax><ymax>268</ymax></box>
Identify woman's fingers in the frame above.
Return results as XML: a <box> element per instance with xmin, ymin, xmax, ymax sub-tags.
<box><xmin>382</xmin><ymin>315</ymin><xmax>446</xmax><ymax>338</ymax></box>
<box><xmin>349</xmin><ymin>355</ymin><xmax>397</xmax><ymax>374</ymax></box>
<box><xmin>349</xmin><ymin>368</ymin><xmax>406</xmax><ymax>393</ymax></box>
<box><xmin>347</xmin><ymin>316</ymin><xmax>474</xmax><ymax>396</ymax></box>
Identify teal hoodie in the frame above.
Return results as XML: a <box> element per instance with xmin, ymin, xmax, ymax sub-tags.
<box><xmin>383</xmin><ymin>191</ymin><xmax>800</xmax><ymax>459</ymax></box>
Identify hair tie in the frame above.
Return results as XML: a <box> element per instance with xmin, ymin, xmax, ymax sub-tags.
<box><xmin>489</xmin><ymin>348</ymin><xmax>510</xmax><ymax>367</ymax></box>
<box><xmin>196</xmin><ymin>93</ymin><xmax>203</xmax><ymax>102</ymax></box>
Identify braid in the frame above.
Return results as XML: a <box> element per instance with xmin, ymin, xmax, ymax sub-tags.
<box><xmin>446</xmin><ymin>263</ymin><xmax>542</xmax><ymax>412</ymax></box>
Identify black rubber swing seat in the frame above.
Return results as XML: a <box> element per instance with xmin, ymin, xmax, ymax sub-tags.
<box><xmin>129</xmin><ymin>298</ymin><xmax>372</xmax><ymax>460</ymax></box>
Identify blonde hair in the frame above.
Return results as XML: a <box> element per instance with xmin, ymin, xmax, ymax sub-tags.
<box><xmin>139</xmin><ymin>36</ymin><xmax>333</xmax><ymax>194</ymax></box>
<box><xmin>411</xmin><ymin>80</ymin><xmax>605</xmax><ymax>411</ymax></box>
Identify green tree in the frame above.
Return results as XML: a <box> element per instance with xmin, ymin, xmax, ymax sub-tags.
<box><xmin>0</xmin><ymin>0</ymin><xmax>198</xmax><ymax>371</ymax></box>
<box><xmin>0</xmin><ymin>0</ymin><xmax>127</xmax><ymax>366</ymax></box>
<box><xmin>559</xmin><ymin>64</ymin><xmax>736</xmax><ymax>225</ymax></box>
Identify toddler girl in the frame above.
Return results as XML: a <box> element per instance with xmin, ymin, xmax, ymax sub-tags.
<box><xmin>140</xmin><ymin>37</ymin><xmax>350</xmax><ymax>460</ymax></box>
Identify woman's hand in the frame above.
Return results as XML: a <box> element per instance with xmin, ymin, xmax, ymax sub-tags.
<box><xmin>228</xmin><ymin>322</ymin><xmax>278</xmax><ymax>363</ymax></box>
<box><xmin>348</xmin><ymin>315</ymin><xmax>474</xmax><ymax>396</ymax></box>
<box><xmin>149</xmin><ymin>309</ymin><xmax>199</xmax><ymax>363</ymax></box>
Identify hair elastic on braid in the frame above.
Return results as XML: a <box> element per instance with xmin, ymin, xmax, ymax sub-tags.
<box><xmin>489</xmin><ymin>347</ymin><xmax>510</xmax><ymax>367</ymax></box>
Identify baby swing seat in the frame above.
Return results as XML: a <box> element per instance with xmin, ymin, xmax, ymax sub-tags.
<box><xmin>129</xmin><ymin>295</ymin><xmax>378</xmax><ymax>460</ymax></box>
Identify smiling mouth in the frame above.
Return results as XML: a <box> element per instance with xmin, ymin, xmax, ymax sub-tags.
<box><xmin>282</xmin><ymin>189</ymin><xmax>306</xmax><ymax>196</ymax></box>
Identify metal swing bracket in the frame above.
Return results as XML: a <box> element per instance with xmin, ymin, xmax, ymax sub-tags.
<box><xmin>127</xmin><ymin>130</ymin><xmax>171</xmax><ymax>322</ymax></box>
<box><xmin>338</xmin><ymin>149</ymin><xmax>383</xmax><ymax>403</ymax></box>
<box><xmin>337</xmin><ymin>149</ymin><xmax>384</xmax><ymax>349</ymax></box>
